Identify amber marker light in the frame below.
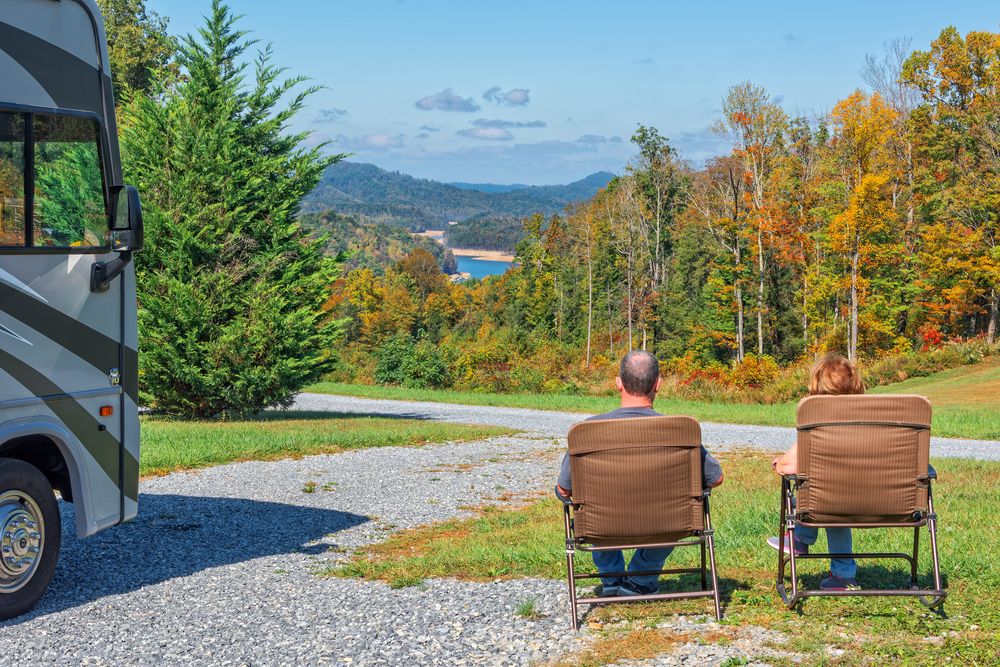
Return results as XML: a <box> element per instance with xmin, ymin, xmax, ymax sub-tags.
<box><xmin>99</xmin><ymin>406</ymin><xmax>114</xmax><ymax>417</ymax></box>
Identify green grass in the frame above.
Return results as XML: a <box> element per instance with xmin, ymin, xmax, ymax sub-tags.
<box><xmin>139</xmin><ymin>411</ymin><xmax>514</xmax><ymax>477</ymax></box>
<box><xmin>308</xmin><ymin>366</ymin><xmax>1000</xmax><ymax>439</ymax></box>
<box><xmin>329</xmin><ymin>453</ymin><xmax>1000</xmax><ymax>664</ymax></box>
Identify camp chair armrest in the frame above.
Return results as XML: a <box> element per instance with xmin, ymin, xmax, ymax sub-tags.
<box><xmin>554</xmin><ymin>485</ymin><xmax>573</xmax><ymax>505</ymax></box>
<box><xmin>781</xmin><ymin>474</ymin><xmax>802</xmax><ymax>483</ymax></box>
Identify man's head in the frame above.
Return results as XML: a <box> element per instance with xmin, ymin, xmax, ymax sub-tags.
<box><xmin>615</xmin><ymin>350</ymin><xmax>661</xmax><ymax>404</ymax></box>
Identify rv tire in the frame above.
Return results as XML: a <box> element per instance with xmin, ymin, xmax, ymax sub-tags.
<box><xmin>0</xmin><ymin>458</ymin><xmax>61</xmax><ymax>621</ymax></box>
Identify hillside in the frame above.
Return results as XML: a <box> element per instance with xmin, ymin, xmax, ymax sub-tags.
<box><xmin>302</xmin><ymin>162</ymin><xmax>614</xmax><ymax>237</ymax></box>
<box><xmin>300</xmin><ymin>210</ymin><xmax>457</xmax><ymax>274</ymax></box>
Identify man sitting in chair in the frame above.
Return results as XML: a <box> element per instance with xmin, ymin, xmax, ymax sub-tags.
<box><xmin>555</xmin><ymin>350</ymin><xmax>725</xmax><ymax>597</ymax></box>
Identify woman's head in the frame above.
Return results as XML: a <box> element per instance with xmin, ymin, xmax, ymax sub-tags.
<box><xmin>809</xmin><ymin>353</ymin><xmax>865</xmax><ymax>396</ymax></box>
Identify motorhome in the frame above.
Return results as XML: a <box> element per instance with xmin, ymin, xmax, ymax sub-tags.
<box><xmin>0</xmin><ymin>0</ymin><xmax>143</xmax><ymax>619</ymax></box>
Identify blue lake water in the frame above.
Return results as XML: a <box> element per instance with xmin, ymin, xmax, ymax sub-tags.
<box><xmin>455</xmin><ymin>256</ymin><xmax>513</xmax><ymax>279</ymax></box>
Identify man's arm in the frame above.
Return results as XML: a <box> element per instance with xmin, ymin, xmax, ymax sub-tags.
<box><xmin>556</xmin><ymin>452</ymin><xmax>572</xmax><ymax>498</ymax></box>
<box><xmin>701</xmin><ymin>447</ymin><xmax>724</xmax><ymax>488</ymax></box>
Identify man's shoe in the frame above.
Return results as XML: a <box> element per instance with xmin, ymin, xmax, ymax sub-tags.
<box><xmin>617</xmin><ymin>580</ymin><xmax>660</xmax><ymax>596</ymax></box>
<box><xmin>597</xmin><ymin>578</ymin><xmax>624</xmax><ymax>597</ymax></box>
<box><xmin>820</xmin><ymin>573</ymin><xmax>861</xmax><ymax>591</ymax></box>
<box><xmin>766</xmin><ymin>535</ymin><xmax>808</xmax><ymax>556</ymax></box>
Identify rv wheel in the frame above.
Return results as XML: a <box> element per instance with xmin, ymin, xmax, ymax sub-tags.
<box><xmin>0</xmin><ymin>458</ymin><xmax>61</xmax><ymax>621</ymax></box>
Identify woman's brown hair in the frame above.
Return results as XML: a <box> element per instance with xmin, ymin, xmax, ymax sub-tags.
<box><xmin>809</xmin><ymin>353</ymin><xmax>865</xmax><ymax>396</ymax></box>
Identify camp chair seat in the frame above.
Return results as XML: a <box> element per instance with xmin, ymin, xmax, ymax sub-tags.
<box><xmin>776</xmin><ymin>395</ymin><xmax>947</xmax><ymax>610</ymax></box>
<box><xmin>561</xmin><ymin>416</ymin><xmax>722</xmax><ymax>629</ymax></box>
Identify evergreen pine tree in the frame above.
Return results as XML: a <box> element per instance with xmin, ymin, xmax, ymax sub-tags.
<box><xmin>119</xmin><ymin>0</ymin><xmax>346</xmax><ymax>417</ymax></box>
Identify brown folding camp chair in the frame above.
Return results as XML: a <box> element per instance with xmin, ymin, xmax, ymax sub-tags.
<box><xmin>559</xmin><ymin>416</ymin><xmax>721</xmax><ymax>629</ymax></box>
<box><xmin>777</xmin><ymin>394</ymin><xmax>946</xmax><ymax>610</ymax></box>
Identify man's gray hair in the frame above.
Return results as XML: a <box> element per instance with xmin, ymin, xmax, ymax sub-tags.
<box><xmin>619</xmin><ymin>350</ymin><xmax>661</xmax><ymax>397</ymax></box>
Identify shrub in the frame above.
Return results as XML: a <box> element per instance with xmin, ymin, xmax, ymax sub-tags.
<box><xmin>729</xmin><ymin>354</ymin><xmax>780</xmax><ymax>389</ymax></box>
<box><xmin>374</xmin><ymin>336</ymin><xmax>447</xmax><ymax>388</ymax></box>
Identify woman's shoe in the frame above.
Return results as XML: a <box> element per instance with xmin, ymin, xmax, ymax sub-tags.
<box><xmin>820</xmin><ymin>573</ymin><xmax>861</xmax><ymax>591</ymax></box>
<box><xmin>766</xmin><ymin>535</ymin><xmax>808</xmax><ymax>555</ymax></box>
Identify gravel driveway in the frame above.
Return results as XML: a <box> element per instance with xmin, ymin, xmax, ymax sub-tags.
<box><xmin>293</xmin><ymin>393</ymin><xmax>1000</xmax><ymax>461</ymax></box>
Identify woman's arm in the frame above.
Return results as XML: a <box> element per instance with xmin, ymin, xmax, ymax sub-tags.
<box><xmin>772</xmin><ymin>442</ymin><xmax>798</xmax><ymax>476</ymax></box>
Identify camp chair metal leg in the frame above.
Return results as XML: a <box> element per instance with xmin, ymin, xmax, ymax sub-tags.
<box><xmin>910</xmin><ymin>526</ymin><xmax>920</xmax><ymax>586</ymax></box>
<box><xmin>563</xmin><ymin>504</ymin><xmax>580</xmax><ymax>629</ymax></box>
<box><xmin>700</xmin><ymin>540</ymin><xmax>707</xmax><ymax>590</ymax></box>
<box><xmin>704</xmin><ymin>498</ymin><xmax>722</xmax><ymax>620</ymax></box>
<box><xmin>922</xmin><ymin>487</ymin><xmax>947</xmax><ymax>610</ymax></box>
<box><xmin>777</xmin><ymin>478</ymin><xmax>801</xmax><ymax>609</ymax></box>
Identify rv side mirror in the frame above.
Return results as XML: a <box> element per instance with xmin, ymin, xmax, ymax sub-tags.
<box><xmin>109</xmin><ymin>184</ymin><xmax>143</xmax><ymax>252</ymax></box>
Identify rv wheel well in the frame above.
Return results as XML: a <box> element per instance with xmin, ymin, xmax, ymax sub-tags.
<box><xmin>0</xmin><ymin>435</ymin><xmax>73</xmax><ymax>502</ymax></box>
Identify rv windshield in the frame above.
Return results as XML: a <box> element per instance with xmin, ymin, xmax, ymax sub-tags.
<box><xmin>32</xmin><ymin>114</ymin><xmax>108</xmax><ymax>248</ymax></box>
<box><xmin>0</xmin><ymin>110</ymin><xmax>108</xmax><ymax>249</ymax></box>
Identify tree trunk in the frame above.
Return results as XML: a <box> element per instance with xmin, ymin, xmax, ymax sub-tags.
<box><xmin>607</xmin><ymin>279</ymin><xmax>614</xmax><ymax>357</ymax></box>
<box><xmin>627</xmin><ymin>266</ymin><xmax>634</xmax><ymax>352</ymax></box>
<box><xmin>735</xmin><ymin>285</ymin><xmax>745</xmax><ymax>362</ymax></box>
<box><xmin>756</xmin><ymin>228</ymin><xmax>765</xmax><ymax>356</ymax></box>
<box><xmin>585</xmin><ymin>245</ymin><xmax>593</xmax><ymax>367</ymax></box>
<box><xmin>849</xmin><ymin>250</ymin><xmax>859</xmax><ymax>361</ymax></box>
<box><xmin>988</xmin><ymin>287</ymin><xmax>998</xmax><ymax>345</ymax></box>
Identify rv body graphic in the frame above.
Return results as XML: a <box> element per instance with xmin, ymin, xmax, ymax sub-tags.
<box><xmin>0</xmin><ymin>0</ymin><xmax>144</xmax><ymax>618</ymax></box>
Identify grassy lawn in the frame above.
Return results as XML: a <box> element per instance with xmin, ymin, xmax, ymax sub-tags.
<box><xmin>329</xmin><ymin>453</ymin><xmax>1000</xmax><ymax>665</ymax></box>
<box><xmin>140</xmin><ymin>411</ymin><xmax>514</xmax><ymax>477</ymax></box>
<box><xmin>307</xmin><ymin>377</ymin><xmax>1000</xmax><ymax>440</ymax></box>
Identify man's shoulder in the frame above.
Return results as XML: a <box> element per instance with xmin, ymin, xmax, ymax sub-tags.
<box><xmin>585</xmin><ymin>407</ymin><xmax>662</xmax><ymax>422</ymax></box>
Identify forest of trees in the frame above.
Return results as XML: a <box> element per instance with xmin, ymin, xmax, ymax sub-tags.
<box><xmin>329</xmin><ymin>28</ymin><xmax>999</xmax><ymax>394</ymax></box>
<box><xmin>97</xmin><ymin>0</ymin><xmax>997</xmax><ymax>410</ymax></box>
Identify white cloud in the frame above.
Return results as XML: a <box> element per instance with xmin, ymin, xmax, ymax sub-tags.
<box><xmin>633</xmin><ymin>57</ymin><xmax>654</xmax><ymax>65</ymax></box>
<box><xmin>483</xmin><ymin>86</ymin><xmax>531</xmax><ymax>107</ymax></box>
<box><xmin>457</xmin><ymin>127</ymin><xmax>515</xmax><ymax>141</ymax></box>
<box><xmin>335</xmin><ymin>133</ymin><xmax>406</xmax><ymax>150</ymax></box>
<box><xmin>414</xmin><ymin>88</ymin><xmax>480</xmax><ymax>112</ymax></box>
<box><xmin>473</xmin><ymin>118</ymin><xmax>546</xmax><ymax>129</ymax></box>
<box><xmin>577</xmin><ymin>134</ymin><xmax>608</xmax><ymax>144</ymax></box>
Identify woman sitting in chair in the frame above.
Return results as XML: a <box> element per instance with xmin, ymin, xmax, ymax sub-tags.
<box><xmin>767</xmin><ymin>353</ymin><xmax>864</xmax><ymax>591</ymax></box>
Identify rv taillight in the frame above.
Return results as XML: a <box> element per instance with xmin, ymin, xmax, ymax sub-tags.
<box><xmin>99</xmin><ymin>406</ymin><xmax>114</xmax><ymax>417</ymax></box>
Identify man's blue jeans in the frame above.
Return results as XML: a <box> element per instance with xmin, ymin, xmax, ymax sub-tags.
<box><xmin>794</xmin><ymin>526</ymin><xmax>857</xmax><ymax>579</ymax></box>
<box><xmin>592</xmin><ymin>547</ymin><xmax>674</xmax><ymax>590</ymax></box>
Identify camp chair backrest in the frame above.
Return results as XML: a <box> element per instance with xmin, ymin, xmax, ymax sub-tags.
<box><xmin>567</xmin><ymin>416</ymin><xmax>704</xmax><ymax>543</ymax></box>
<box><xmin>795</xmin><ymin>395</ymin><xmax>932</xmax><ymax>523</ymax></box>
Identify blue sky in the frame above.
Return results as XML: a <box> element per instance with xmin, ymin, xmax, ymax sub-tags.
<box><xmin>149</xmin><ymin>1</ymin><xmax>997</xmax><ymax>185</ymax></box>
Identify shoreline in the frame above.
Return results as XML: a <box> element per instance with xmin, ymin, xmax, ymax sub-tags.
<box><xmin>448</xmin><ymin>247</ymin><xmax>516</xmax><ymax>262</ymax></box>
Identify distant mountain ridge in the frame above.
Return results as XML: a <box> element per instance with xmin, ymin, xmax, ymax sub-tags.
<box><xmin>303</xmin><ymin>161</ymin><xmax>615</xmax><ymax>231</ymax></box>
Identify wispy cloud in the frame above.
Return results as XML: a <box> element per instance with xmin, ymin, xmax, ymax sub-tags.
<box><xmin>415</xmin><ymin>132</ymin><xmax>430</xmax><ymax>139</ymax></box>
<box><xmin>415</xmin><ymin>88</ymin><xmax>480</xmax><ymax>112</ymax></box>
<box><xmin>420</xmin><ymin>125</ymin><xmax>440</xmax><ymax>132</ymax></box>
<box><xmin>633</xmin><ymin>57</ymin><xmax>654</xmax><ymax>65</ymax></box>
<box><xmin>336</xmin><ymin>133</ymin><xmax>406</xmax><ymax>150</ymax></box>
<box><xmin>577</xmin><ymin>134</ymin><xmax>608</xmax><ymax>144</ymax></box>
<box><xmin>314</xmin><ymin>107</ymin><xmax>349</xmax><ymax>123</ymax></box>
<box><xmin>457</xmin><ymin>127</ymin><xmax>515</xmax><ymax>141</ymax></box>
<box><xmin>782</xmin><ymin>32</ymin><xmax>800</xmax><ymax>42</ymax></box>
<box><xmin>472</xmin><ymin>118</ymin><xmax>546</xmax><ymax>129</ymax></box>
<box><xmin>483</xmin><ymin>86</ymin><xmax>531</xmax><ymax>106</ymax></box>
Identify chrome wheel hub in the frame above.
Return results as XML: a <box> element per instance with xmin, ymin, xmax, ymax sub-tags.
<box><xmin>0</xmin><ymin>491</ymin><xmax>44</xmax><ymax>593</ymax></box>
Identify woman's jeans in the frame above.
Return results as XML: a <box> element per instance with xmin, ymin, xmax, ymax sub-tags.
<box><xmin>794</xmin><ymin>526</ymin><xmax>857</xmax><ymax>579</ymax></box>
<box><xmin>592</xmin><ymin>547</ymin><xmax>674</xmax><ymax>589</ymax></box>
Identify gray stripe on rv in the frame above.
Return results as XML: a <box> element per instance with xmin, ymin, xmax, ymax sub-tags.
<box><xmin>0</xmin><ymin>282</ymin><xmax>138</xmax><ymax>402</ymax></box>
<box><xmin>0</xmin><ymin>347</ymin><xmax>138</xmax><ymax>502</ymax></box>
<box><xmin>0</xmin><ymin>21</ymin><xmax>103</xmax><ymax>113</ymax></box>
